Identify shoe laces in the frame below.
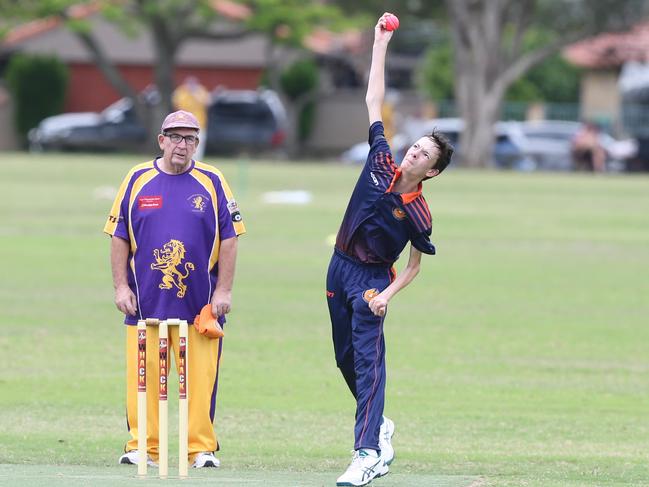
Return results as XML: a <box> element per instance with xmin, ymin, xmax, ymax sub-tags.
<box><xmin>350</xmin><ymin>449</ymin><xmax>377</xmax><ymax>465</ymax></box>
<box><xmin>348</xmin><ymin>449</ymin><xmax>366</xmax><ymax>467</ymax></box>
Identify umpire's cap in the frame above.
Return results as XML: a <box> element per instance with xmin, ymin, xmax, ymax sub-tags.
<box><xmin>161</xmin><ymin>110</ymin><xmax>200</xmax><ymax>132</ymax></box>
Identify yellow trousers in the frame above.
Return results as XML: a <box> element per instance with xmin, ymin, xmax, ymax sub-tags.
<box><xmin>124</xmin><ymin>323</ymin><xmax>223</xmax><ymax>462</ymax></box>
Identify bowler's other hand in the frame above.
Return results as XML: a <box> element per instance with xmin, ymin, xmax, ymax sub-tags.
<box><xmin>115</xmin><ymin>285</ymin><xmax>137</xmax><ymax>316</ymax></box>
<box><xmin>369</xmin><ymin>293</ymin><xmax>388</xmax><ymax>317</ymax></box>
<box><xmin>211</xmin><ymin>289</ymin><xmax>232</xmax><ymax>317</ymax></box>
<box><xmin>374</xmin><ymin>13</ymin><xmax>394</xmax><ymax>44</ymax></box>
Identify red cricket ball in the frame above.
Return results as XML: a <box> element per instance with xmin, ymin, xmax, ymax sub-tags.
<box><xmin>384</xmin><ymin>14</ymin><xmax>399</xmax><ymax>31</ymax></box>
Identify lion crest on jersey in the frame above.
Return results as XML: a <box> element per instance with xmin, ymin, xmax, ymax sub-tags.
<box><xmin>151</xmin><ymin>239</ymin><xmax>195</xmax><ymax>298</ymax></box>
<box><xmin>192</xmin><ymin>195</ymin><xmax>206</xmax><ymax>211</ymax></box>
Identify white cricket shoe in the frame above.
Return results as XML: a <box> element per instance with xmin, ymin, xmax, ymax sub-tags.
<box><xmin>379</xmin><ymin>416</ymin><xmax>395</xmax><ymax>466</ymax></box>
<box><xmin>336</xmin><ymin>448</ymin><xmax>388</xmax><ymax>486</ymax></box>
<box><xmin>192</xmin><ymin>451</ymin><xmax>220</xmax><ymax>468</ymax></box>
<box><xmin>118</xmin><ymin>450</ymin><xmax>157</xmax><ymax>467</ymax></box>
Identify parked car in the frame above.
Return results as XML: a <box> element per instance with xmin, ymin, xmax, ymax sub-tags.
<box><xmin>341</xmin><ymin>117</ymin><xmax>636</xmax><ymax>171</ymax></box>
<box><xmin>28</xmin><ymin>94</ymin><xmax>152</xmax><ymax>152</ymax></box>
<box><xmin>204</xmin><ymin>88</ymin><xmax>287</xmax><ymax>155</ymax></box>
<box><xmin>28</xmin><ymin>88</ymin><xmax>287</xmax><ymax>155</ymax></box>
<box><xmin>341</xmin><ymin>117</ymin><xmax>528</xmax><ymax>168</ymax></box>
<box><xmin>505</xmin><ymin>120</ymin><xmax>636</xmax><ymax>171</ymax></box>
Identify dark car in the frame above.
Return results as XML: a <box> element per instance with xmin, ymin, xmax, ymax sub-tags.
<box><xmin>28</xmin><ymin>88</ymin><xmax>287</xmax><ymax>155</ymax></box>
<box><xmin>28</xmin><ymin>92</ymin><xmax>155</xmax><ymax>152</ymax></box>
<box><xmin>205</xmin><ymin>89</ymin><xmax>287</xmax><ymax>155</ymax></box>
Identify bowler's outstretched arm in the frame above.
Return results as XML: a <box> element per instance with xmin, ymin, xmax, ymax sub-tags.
<box><xmin>365</xmin><ymin>14</ymin><xmax>394</xmax><ymax>125</ymax></box>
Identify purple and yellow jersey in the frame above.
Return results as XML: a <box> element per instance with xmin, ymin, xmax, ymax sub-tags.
<box><xmin>335</xmin><ymin>121</ymin><xmax>435</xmax><ymax>265</ymax></box>
<box><xmin>103</xmin><ymin>159</ymin><xmax>245</xmax><ymax>325</ymax></box>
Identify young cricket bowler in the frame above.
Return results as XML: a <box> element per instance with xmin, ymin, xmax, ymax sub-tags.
<box><xmin>326</xmin><ymin>13</ymin><xmax>454</xmax><ymax>487</ymax></box>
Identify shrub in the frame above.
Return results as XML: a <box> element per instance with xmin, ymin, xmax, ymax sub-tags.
<box><xmin>5</xmin><ymin>54</ymin><xmax>69</xmax><ymax>141</ymax></box>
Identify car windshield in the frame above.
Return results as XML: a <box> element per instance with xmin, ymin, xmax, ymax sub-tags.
<box><xmin>212</xmin><ymin>101</ymin><xmax>274</xmax><ymax>122</ymax></box>
<box><xmin>101</xmin><ymin>99</ymin><xmax>134</xmax><ymax>123</ymax></box>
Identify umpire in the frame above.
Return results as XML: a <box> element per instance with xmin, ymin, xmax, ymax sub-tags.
<box><xmin>105</xmin><ymin>110</ymin><xmax>245</xmax><ymax>469</ymax></box>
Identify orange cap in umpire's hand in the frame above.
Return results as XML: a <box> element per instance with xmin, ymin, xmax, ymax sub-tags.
<box><xmin>161</xmin><ymin>110</ymin><xmax>200</xmax><ymax>131</ymax></box>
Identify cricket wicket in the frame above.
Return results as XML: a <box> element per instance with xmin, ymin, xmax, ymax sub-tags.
<box><xmin>137</xmin><ymin>318</ymin><xmax>189</xmax><ymax>478</ymax></box>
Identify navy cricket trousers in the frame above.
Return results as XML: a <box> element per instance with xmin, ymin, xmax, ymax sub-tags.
<box><xmin>326</xmin><ymin>249</ymin><xmax>393</xmax><ymax>452</ymax></box>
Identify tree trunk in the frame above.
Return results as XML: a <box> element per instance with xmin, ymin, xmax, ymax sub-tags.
<box><xmin>149</xmin><ymin>16</ymin><xmax>178</xmax><ymax>148</ymax></box>
<box><xmin>462</xmin><ymin>99</ymin><xmax>501</xmax><ymax>168</ymax></box>
<box><xmin>448</xmin><ymin>0</ymin><xmax>509</xmax><ymax>167</ymax></box>
<box><xmin>444</xmin><ymin>0</ymin><xmax>633</xmax><ymax>167</ymax></box>
<box><xmin>457</xmin><ymin>73</ymin><xmax>504</xmax><ymax>168</ymax></box>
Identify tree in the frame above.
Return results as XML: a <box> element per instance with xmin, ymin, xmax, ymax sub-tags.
<box><xmin>1</xmin><ymin>0</ymin><xmax>349</xmax><ymax>149</ymax></box>
<box><xmin>244</xmin><ymin>0</ymin><xmax>351</xmax><ymax>156</ymax></box>
<box><xmin>5</xmin><ymin>54</ymin><xmax>68</xmax><ymax>141</ymax></box>
<box><xmin>419</xmin><ymin>31</ymin><xmax>581</xmax><ymax>103</ymax></box>
<box><xmin>417</xmin><ymin>41</ymin><xmax>454</xmax><ymax>102</ymax></box>
<box><xmin>1</xmin><ymin>0</ymin><xmax>249</xmax><ymax>143</ymax></box>
<box><xmin>445</xmin><ymin>0</ymin><xmax>647</xmax><ymax>167</ymax></box>
<box><xmin>280</xmin><ymin>59</ymin><xmax>319</xmax><ymax>143</ymax></box>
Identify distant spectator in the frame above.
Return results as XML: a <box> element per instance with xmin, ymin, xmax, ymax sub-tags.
<box><xmin>571</xmin><ymin>122</ymin><xmax>606</xmax><ymax>172</ymax></box>
<box><xmin>173</xmin><ymin>76</ymin><xmax>210</xmax><ymax>159</ymax></box>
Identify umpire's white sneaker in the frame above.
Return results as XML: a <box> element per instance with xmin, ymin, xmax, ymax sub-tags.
<box><xmin>118</xmin><ymin>450</ymin><xmax>157</xmax><ymax>467</ymax></box>
<box><xmin>379</xmin><ymin>416</ymin><xmax>395</xmax><ymax>466</ymax></box>
<box><xmin>192</xmin><ymin>451</ymin><xmax>220</xmax><ymax>468</ymax></box>
<box><xmin>336</xmin><ymin>449</ymin><xmax>388</xmax><ymax>486</ymax></box>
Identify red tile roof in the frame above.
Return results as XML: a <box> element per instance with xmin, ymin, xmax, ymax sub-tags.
<box><xmin>304</xmin><ymin>27</ymin><xmax>365</xmax><ymax>55</ymax></box>
<box><xmin>212</xmin><ymin>0</ymin><xmax>252</xmax><ymax>20</ymax></box>
<box><xmin>2</xmin><ymin>0</ymin><xmax>361</xmax><ymax>57</ymax></box>
<box><xmin>3</xmin><ymin>3</ymin><xmax>100</xmax><ymax>46</ymax></box>
<box><xmin>563</xmin><ymin>22</ymin><xmax>649</xmax><ymax>69</ymax></box>
<box><xmin>3</xmin><ymin>0</ymin><xmax>249</xmax><ymax>47</ymax></box>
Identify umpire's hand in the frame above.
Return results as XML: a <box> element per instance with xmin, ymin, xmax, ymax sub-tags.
<box><xmin>115</xmin><ymin>285</ymin><xmax>137</xmax><ymax>316</ymax></box>
<box><xmin>211</xmin><ymin>289</ymin><xmax>232</xmax><ymax>317</ymax></box>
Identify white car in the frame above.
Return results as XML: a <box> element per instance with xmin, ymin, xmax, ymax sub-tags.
<box><xmin>340</xmin><ymin>118</ymin><xmax>637</xmax><ymax>171</ymax></box>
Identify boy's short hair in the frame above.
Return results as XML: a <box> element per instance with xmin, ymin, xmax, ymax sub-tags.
<box><xmin>424</xmin><ymin>129</ymin><xmax>454</xmax><ymax>179</ymax></box>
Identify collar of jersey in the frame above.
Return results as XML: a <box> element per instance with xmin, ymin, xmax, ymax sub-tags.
<box><xmin>386</xmin><ymin>168</ymin><xmax>422</xmax><ymax>204</ymax></box>
<box><xmin>154</xmin><ymin>157</ymin><xmax>195</xmax><ymax>175</ymax></box>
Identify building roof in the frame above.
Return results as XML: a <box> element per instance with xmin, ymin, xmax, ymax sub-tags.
<box><xmin>1</xmin><ymin>0</ymin><xmax>362</xmax><ymax>66</ymax></box>
<box><xmin>304</xmin><ymin>27</ymin><xmax>365</xmax><ymax>56</ymax></box>
<box><xmin>563</xmin><ymin>21</ymin><xmax>649</xmax><ymax>69</ymax></box>
<box><xmin>1</xmin><ymin>2</ymin><xmax>267</xmax><ymax>67</ymax></box>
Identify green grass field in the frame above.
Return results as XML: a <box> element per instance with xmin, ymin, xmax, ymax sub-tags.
<box><xmin>0</xmin><ymin>152</ymin><xmax>648</xmax><ymax>486</ymax></box>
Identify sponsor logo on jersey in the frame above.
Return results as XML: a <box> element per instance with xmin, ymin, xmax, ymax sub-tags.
<box><xmin>370</xmin><ymin>172</ymin><xmax>379</xmax><ymax>186</ymax></box>
<box><xmin>392</xmin><ymin>207</ymin><xmax>406</xmax><ymax>220</ymax></box>
<box><xmin>187</xmin><ymin>194</ymin><xmax>209</xmax><ymax>212</ymax></box>
<box><xmin>227</xmin><ymin>200</ymin><xmax>242</xmax><ymax>222</ymax></box>
<box><xmin>362</xmin><ymin>288</ymin><xmax>380</xmax><ymax>303</ymax></box>
<box><xmin>138</xmin><ymin>195</ymin><xmax>162</xmax><ymax>210</ymax></box>
<box><xmin>227</xmin><ymin>200</ymin><xmax>239</xmax><ymax>212</ymax></box>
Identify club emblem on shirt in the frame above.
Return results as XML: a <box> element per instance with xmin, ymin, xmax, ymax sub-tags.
<box><xmin>150</xmin><ymin>239</ymin><xmax>195</xmax><ymax>298</ymax></box>
<box><xmin>187</xmin><ymin>194</ymin><xmax>208</xmax><ymax>212</ymax></box>
<box><xmin>392</xmin><ymin>207</ymin><xmax>406</xmax><ymax>220</ymax></box>
<box><xmin>362</xmin><ymin>288</ymin><xmax>380</xmax><ymax>303</ymax></box>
